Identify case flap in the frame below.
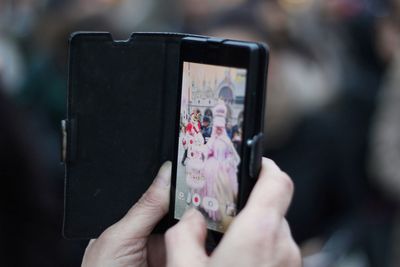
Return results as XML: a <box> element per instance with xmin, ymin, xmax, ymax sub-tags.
<box><xmin>63</xmin><ymin>32</ymin><xmax>192</xmax><ymax>238</ymax></box>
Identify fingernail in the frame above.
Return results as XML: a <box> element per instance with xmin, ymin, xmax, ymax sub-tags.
<box><xmin>155</xmin><ymin>161</ymin><xmax>171</xmax><ymax>187</ymax></box>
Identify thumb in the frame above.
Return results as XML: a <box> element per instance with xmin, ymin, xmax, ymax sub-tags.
<box><xmin>109</xmin><ymin>161</ymin><xmax>172</xmax><ymax>237</ymax></box>
<box><xmin>165</xmin><ymin>209</ymin><xmax>208</xmax><ymax>267</ymax></box>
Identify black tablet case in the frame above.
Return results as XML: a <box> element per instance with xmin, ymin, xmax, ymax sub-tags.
<box><xmin>63</xmin><ymin>32</ymin><xmax>267</xmax><ymax>239</ymax></box>
<box><xmin>63</xmin><ymin>32</ymin><xmax>195</xmax><ymax>239</ymax></box>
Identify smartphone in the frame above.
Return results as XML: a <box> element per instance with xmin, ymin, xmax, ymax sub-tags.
<box><xmin>170</xmin><ymin>37</ymin><xmax>268</xmax><ymax>242</ymax></box>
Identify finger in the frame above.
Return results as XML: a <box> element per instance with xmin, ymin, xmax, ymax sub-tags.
<box><xmin>107</xmin><ymin>161</ymin><xmax>172</xmax><ymax>238</ymax></box>
<box><xmin>245</xmin><ymin>157</ymin><xmax>294</xmax><ymax>217</ymax></box>
<box><xmin>211</xmin><ymin>213</ymin><xmax>298</xmax><ymax>267</ymax></box>
<box><xmin>165</xmin><ymin>209</ymin><xmax>208</xmax><ymax>267</ymax></box>
<box><xmin>210</xmin><ymin>158</ymin><xmax>296</xmax><ymax>265</ymax></box>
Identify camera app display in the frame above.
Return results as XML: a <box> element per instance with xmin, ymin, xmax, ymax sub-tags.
<box><xmin>174</xmin><ymin>62</ymin><xmax>246</xmax><ymax>233</ymax></box>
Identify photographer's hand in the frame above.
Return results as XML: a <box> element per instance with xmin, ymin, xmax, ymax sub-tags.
<box><xmin>81</xmin><ymin>158</ymin><xmax>300</xmax><ymax>267</ymax></box>
<box><xmin>165</xmin><ymin>158</ymin><xmax>301</xmax><ymax>267</ymax></box>
<box><xmin>81</xmin><ymin>161</ymin><xmax>171</xmax><ymax>267</ymax></box>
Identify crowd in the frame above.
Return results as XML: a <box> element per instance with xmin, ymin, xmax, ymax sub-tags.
<box><xmin>1</xmin><ymin>0</ymin><xmax>400</xmax><ymax>266</ymax></box>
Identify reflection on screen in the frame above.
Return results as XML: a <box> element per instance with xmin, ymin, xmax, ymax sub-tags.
<box><xmin>174</xmin><ymin>62</ymin><xmax>247</xmax><ymax>233</ymax></box>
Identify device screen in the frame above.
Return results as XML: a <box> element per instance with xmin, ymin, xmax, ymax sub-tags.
<box><xmin>174</xmin><ymin>62</ymin><xmax>247</xmax><ymax>233</ymax></box>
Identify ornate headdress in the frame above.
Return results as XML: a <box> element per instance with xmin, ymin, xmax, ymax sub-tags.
<box><xmin>213</xmin><ymin>100</ymin><xmax>227</xmax><ymax>127</ymax></box>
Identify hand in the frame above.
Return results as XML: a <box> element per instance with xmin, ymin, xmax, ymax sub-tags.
<box><xmin>81</xmin><ymin>161</ymin><xmax>171</xmax><ymax>267</ymax></box>
<box><xmin>165</xmin><ymin>158</ymin><xmax>301</xmax><ymax>267</ymax></box>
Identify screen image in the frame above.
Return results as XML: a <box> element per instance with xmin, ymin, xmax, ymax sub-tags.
<box><xmin>174</xmin><ymin>62</ymin><xmax>247</xmax><ymax>233</ymax></box>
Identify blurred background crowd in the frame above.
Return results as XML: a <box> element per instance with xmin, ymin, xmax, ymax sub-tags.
<box><xmin>1</xmin><ymin>0</ymin><xmax>400</xmax><ymax>266</ymax></box>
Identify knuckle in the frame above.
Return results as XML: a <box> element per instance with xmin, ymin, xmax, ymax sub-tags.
<box><xmin>137</xmin><ymin>187</ymin><xmax>167</xmax><ymax>214</ymax></box>
<box><xmin>262</xmin><ymin>158</ymin><xmax>281</xmax><ymax>172</ymax></box>
<box><xmin>262</xmin><ymin>157</ymin><xmax>277</xmax><ymax>167</ymax></box>
<box><xmin>139</xmin><ymin>190</ymin><xmax>158</xmax><ymax>207</ymax></box>
<box><xmin>277</xmin><ymin>171</ymin><xmax>294</xmax><ymax>196</ymax></box>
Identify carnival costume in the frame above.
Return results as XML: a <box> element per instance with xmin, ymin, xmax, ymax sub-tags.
<box><xmin>203</xmin><ymin>101</ymin><xmax>240</xmax><ymax>221</ymax></box>
<box><xmin>183</xmin><ymin>111</ymin><xmax>206</xmax><ymax>203</ymax></box>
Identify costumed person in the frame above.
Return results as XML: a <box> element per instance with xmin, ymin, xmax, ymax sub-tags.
<box><xmin>181</xmin><ymin>110</ymin><xmax>200</xmax><ymax>165</ymax></box>
<box><xmin>180</xmin><ymin>113</ymin><xmax>189</xmax><ymax>165</ymax></box>
<box><xmin>201</xmin><ymin>115</ymin><xmax>212</xmax><ymax>143</ymax></box>
<box><xmin>231</xmin><ymin>113</ymin><xmax>243</xmax><ymax>152</ymax></box>
<box><xmin>183</xmin><ymin>109</ymin><xmax>206</xmax><ymax>205</ymax></box>
<box><xmin>203</xmin><ymin>100</ymin><xmax>240</xmax><ymax>222</ymax></box>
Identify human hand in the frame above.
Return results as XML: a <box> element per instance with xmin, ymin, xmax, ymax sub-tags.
<box><xmin>165</xmin><ymin>158</ymin><xmax>301</xmax><ymax>267</ymax></box>
<box><xmin>81</xmin><ymin>161</ymin><xmax>171</xmax><ymax>267</ymax></box>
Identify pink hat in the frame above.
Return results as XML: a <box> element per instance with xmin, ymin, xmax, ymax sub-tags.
<box><xmin>213</xmin><ymin>100</ymin><xmax>227</xmax><ymax>127</ymax></box>
<box><xmin>213</xmin><ymin>116</ymin><xmax>225</xmax><ymax>127</ymax></box>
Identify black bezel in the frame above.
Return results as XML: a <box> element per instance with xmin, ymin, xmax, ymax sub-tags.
<box><xmin>170</xmin><ymin>37</ymin><xmax>267</xmax><ymax>247</ymax></box>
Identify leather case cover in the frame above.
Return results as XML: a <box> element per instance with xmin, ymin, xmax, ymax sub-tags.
<box><xmin>63</xmin><ymin>32</ymin><xmax>191</xmax><ymax>238</ymax></box>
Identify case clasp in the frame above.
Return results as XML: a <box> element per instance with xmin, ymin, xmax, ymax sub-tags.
<box><xmin>246</xmin><ymin>133</ymin><xmax>264</xmax><ymax>178</ymax></box>
<box><xmin>61</xmin><ymin>119</ymin><xmax>67</xmax><ymax>163</ymax></box>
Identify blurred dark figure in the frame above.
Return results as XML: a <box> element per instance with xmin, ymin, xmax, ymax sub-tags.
<box><xmin>0</xmin><ymin>2</ymin><xmax>120</xmax><ymax>266</ymax></box>
<box><xmin>201</xmin><ymin>116</ymin><xmax>212</xmax><ymax>143</ymax></box>
<box><xmin>266</xmin><ymin>2</ymin><xmax>396</xmax><ymax>266</ymax></box>
<box><xmin>369</xmin><ymin>0</ymin><xmax>400</xmax><ymax>265</ymax></box>
<box><xmin>0</xmin><ymin>81</ymin><xmax>86</xmax><ymax>266</ymax></box>
<box><xmin>264</xmin><ymin>1</ymin><xmax>396</xmax><ymax>266</ymax></box>
<box><xmin>198</xmin><ymin>0</ymin><xmax>398</xmax><ymax>266</ymax></box>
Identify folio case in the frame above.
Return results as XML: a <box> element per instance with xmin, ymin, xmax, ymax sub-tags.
<box><xmin>63</xmin><ymin>32</ymin><xmax>267</xmax><ymax>239</ymax></box>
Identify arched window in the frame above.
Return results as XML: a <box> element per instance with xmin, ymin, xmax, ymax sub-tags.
<box><xmin>204</xmin><ymin>108</ymin><xmax>213</xmax><ymax>118</ymax></box>
<box><xmin>218</xmin><ymin>86</ymin><xmax>234</xmax><ymax>104</ymax></box>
